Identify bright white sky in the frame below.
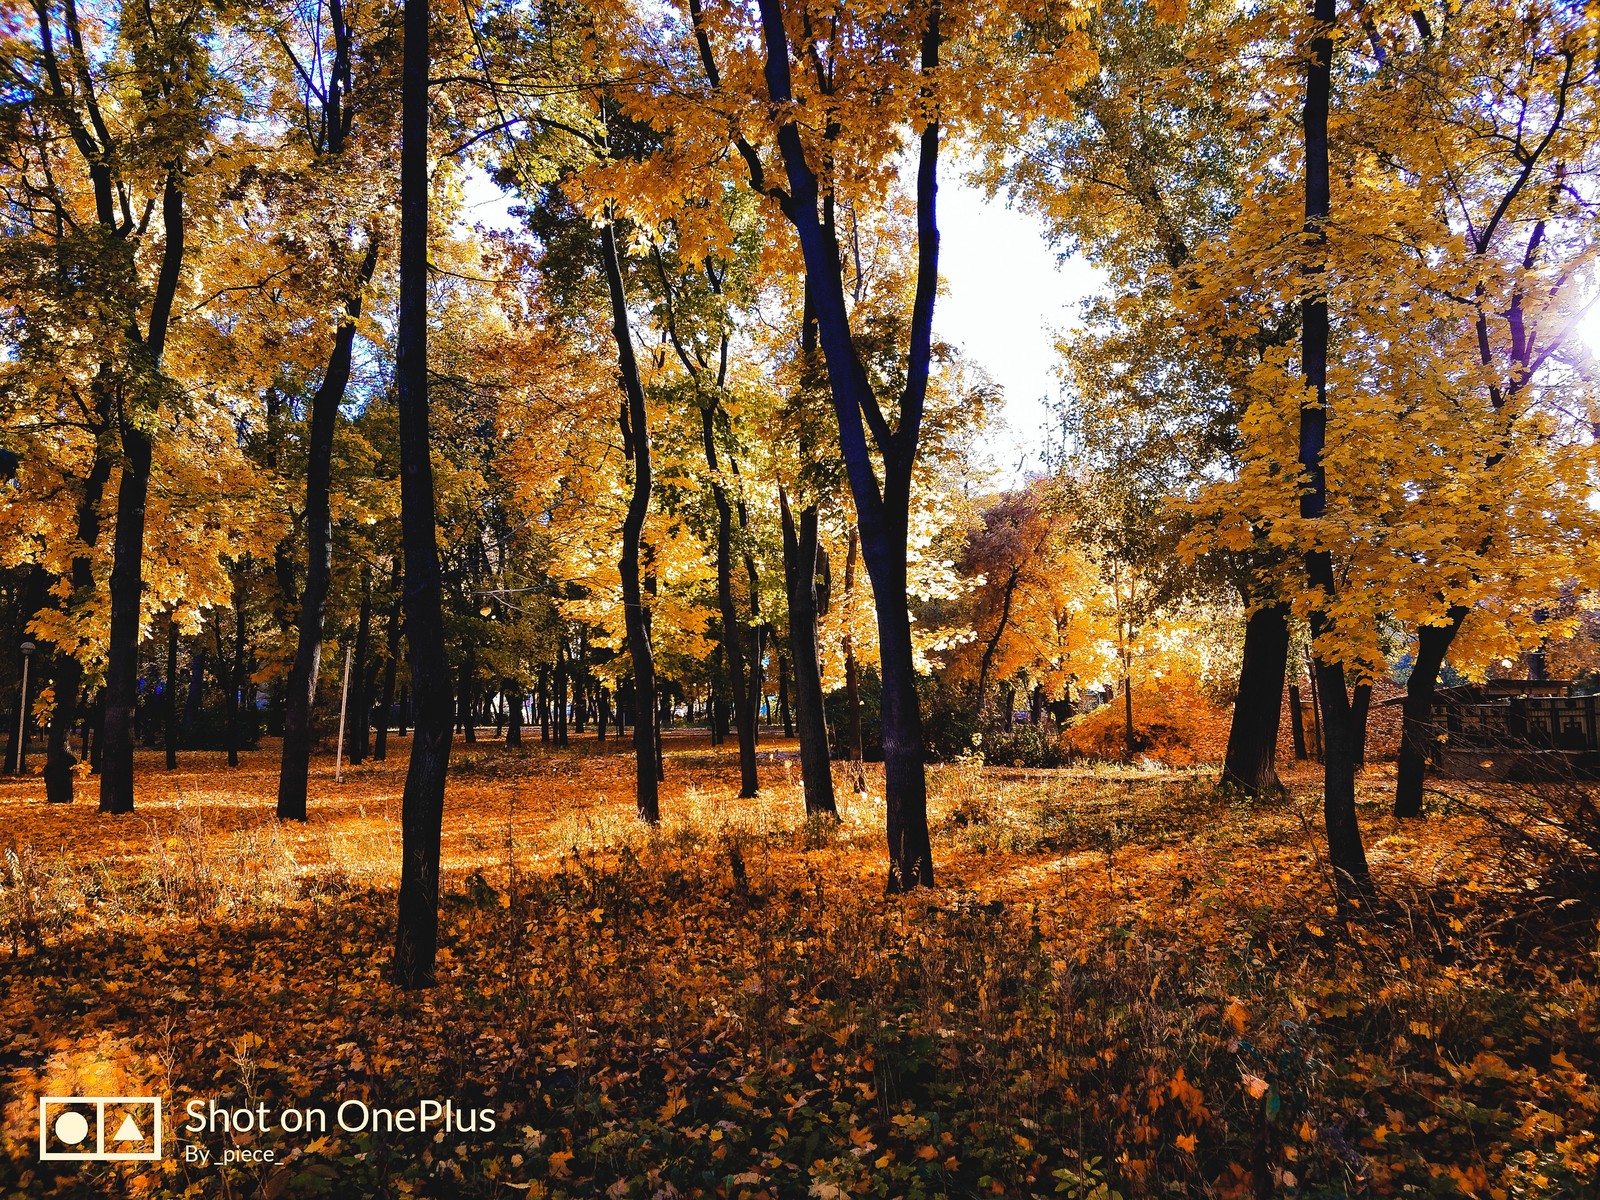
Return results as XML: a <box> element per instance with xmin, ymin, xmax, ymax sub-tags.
<box><xmin>460</xmin><ymin>167</ymin><xmax>1102</xmax><ymax>482</ymax></box>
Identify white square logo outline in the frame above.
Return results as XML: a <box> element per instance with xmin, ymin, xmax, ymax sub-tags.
<box><xmin>39</xmin><ymin>1096</ymin><xmax>162</xmax><ymax>1161</ymax></box>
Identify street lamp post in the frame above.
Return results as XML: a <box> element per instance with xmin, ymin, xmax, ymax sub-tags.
<box><xmin>15</xmin><ymin>641</ymin><xmax>35</xmax><ymax>775</ymax></box>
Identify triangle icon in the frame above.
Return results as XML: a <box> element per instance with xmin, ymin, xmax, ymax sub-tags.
<box><xmin>112</xmin><ymin>1114</ymin><xmax>144</xmax><ymax>1143</ymax></box>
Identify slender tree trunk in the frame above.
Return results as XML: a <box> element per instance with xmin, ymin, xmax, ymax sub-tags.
<box><xmin>163</xmin><ymin>616</ymin><xmax>179</xmax><ymax>770</ymax></box>
<box><xmin>224</xmin><ymin>578</ymin><xmax>247</xmax><ymax>768</ymax></box>
<box><xmin>1395</xmin><ymin>607</ymin><xmax>1466</xmax><ymax>817</ymax></box>
<box><xmin>701</xmin><ymin>406</ymin><xmax>759</xmax><ymax>796</ymax></box>
<box><xmin>1350</xmin><ymin>682</ymin><xmax>1371</xmax><ymax>770</ymax></box>
<box><xmin>538</xmin><ymin>667</ymin><xmax>549</xmax><ymax>742</ymax></box>
<box><xmin>602</xmin><ymin>219</ymin><xmax>660</xmax><ymax>823</ymax></box>
<box><xmin>597</xmin><ymin>686</ymin><xmax>608</xmax><ymax>742</ymax></box>
<box><xmin>1222</xmin><ymin>601</ymin><xmax>1289</xmax><ymax>796</ymax></box>
<box><xmin>1288</xmin><ymin>683</ymin><xmax>1308</xmax><ymax>760</ymax></box>
<box><xmin>777</xmin><ymin>654</ymin><xmax>793</xmax><ymax>738</ymax></box>
<box><xmin>555</xmin><ymin>636</ymin><xmax>569</xmax><ymax>746</ymax></box>
<box><xmin>842</xmin><ymin>530</ymin><xmax>866</xmax><ymax>793</ymax></box>
<box><xmin>393</xmin><ymin>0</ymin><xmax>452</xmax><ymax>988</ymax></box>
<box><xmin>781</xmin><ymin>492</ymin><xmax>837</xmax><ymax>816</ymax></box>
<box><xmin>1299</xmin><ymin>0</ymin><xmax>1369</xmax><ymax>893</ymax></box>
<box><xmin>506</xmin><ymin>680</ymin><xmax>523</xmax><ymax>748</ymax></box>
<box><xmin>458</xmin><ymin>646</ymin><xmax>478</xmax><ymax>745</ymax></box>
<box><xmin>278</xmin><ymin>238</ymin><xmax>380</xmax><ymax>820</ymax></box>
<box><xmin>348</xmin><ymin>568</ymin><xmax>374</xmax><ymax>765</ymax></box>
<box><xmin>1123</xmin><ymin>668</ymin><xmax>1135</xmax><ymax>760</ymax></box>
<box><xmin>752</xmin><ymin>0</ymin><xmax>939</xmax><ymax>886</ymax></box>
<box><xmin>374</xmin><ymin>597</ymin><xmax>400</xmax><ymax>762</ymax></box>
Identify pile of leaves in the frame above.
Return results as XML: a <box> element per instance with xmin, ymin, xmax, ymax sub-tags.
<box><xmin>0</xmin><ymin>743</ymin><xmax>1595</xmax><ymax>1198</ymax></box>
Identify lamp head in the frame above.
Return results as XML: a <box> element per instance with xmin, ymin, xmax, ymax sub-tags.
<box><xmin>19</xmin><ymin>641</ymin><xmax>34</xmax><ymax>658</ymax></box>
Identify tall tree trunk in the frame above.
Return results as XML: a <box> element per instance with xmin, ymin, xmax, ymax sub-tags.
<box><xmin>182</xmin><ymin>645</ymin><xmax>205</xmax><ymax>739</ymax></box>
<box><xmin>841</xmin><ymin>529</ymin><xmax>866</xmax><ymax>793</ymax></box>
<box><xmin>1394</xmin><ymin>607</ymin><xmax>1466</xmax><ymax>817</ymax></box>
<box><xmin>100</xmin><ymin>171</ymin><xmax>185</xmax><ymax>815</ymax></box>
<box><xmin>751</xmin><ymin>0</ymin><xmax>939</xmax><ymax>888</ymax></box>
<box><xmin>1288</xmin><ymin>682</ymin><xmax>1307</xmax><ymax>760</ymax></box>
<box><xmin>1222</xmin><ymin>601</ymin><xmax>1289</xmax><ymax>796</ymax></box>
<box><xmin>778</xmin><ymin>654</ymin><xmax>794</xmax><ymax>738</ymax></box>
<box><xmin>164</xmin><ymin>615</ymin><xmax>179</xmax><ymax>769</ymax></box>
<box><xmin>392</xmin><ymin>0</ymin><xmax>452</xmax><ymax>988</ymax></box>
<box><xmin>278</xmin><ymin>236</ymin><xmax>380</xmax><ymax>820</ymax></box>
<box><xmin>1299</xmin><ymin>0</ymin><xmax>1369</xmax><ymax>893</ymax></box>
<box><xmin>596</xmin><ymin>685</ymin><xmax>608</xmax><ymax>742</ymax></box>
<box><xmin>99</xmin><ymin>424</ymin><xmax>153</xmax><ymax>814</ymax></box>
<box><xmin>350</xmin><ymin>568</ymin><xmax>374</xmax><ymax>765</ymax></box>
<box><xmin>458</xmin><ymin>646</ymin><xmax>478</xmax><ymax>744</ymax></box>
<box><xmin>553</xmin><ymin>635</ymin><xmax>568</xmax><ymax>747</ymax></box>
<box><xmin>1123</xmin><ymin>666</ymin><xmax>1135</xmax><ymax>760</ymax></box>
<box><xmin>374</xmin><ymin>596</ymin><xmax>401</xmax><ymax>762</ymax></box>
<box><xmin>781</xmin><ymin>492</ymin><xmax>837</xmax><ymax>816</ymax></box>
<box><xmin>223</xmin><ymin>576</ymin><xmax>248</xmax><ymax>768</ymax></box>
<box><xmin>1350</xmin><ymin>682</ymin><xmax>1371</xmax><ymax>771</ymax></box>
<box><xmin>506</xmin><ymin>680</ymin><xmax>523</xmax><ymax>748</ymax></box>
<box><xmin>701</xmin><ymin>404</ymin><xmax>759</xmax><ymax>796</ymax></box>
<box><xmin>602</xmin><ymin>218</ymin><xmax>660</xmax><ymax>823</ymax></box>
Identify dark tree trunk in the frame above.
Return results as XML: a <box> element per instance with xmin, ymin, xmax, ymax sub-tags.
<box><xmin>100</xmin><ymin>170</ymin><xmax>186</xmax><ymax>815</ymax></box>
<box><xmin>278</xmin><ymin>237</ymin><xmax>380</xmax><ymax>820</ymax></box>
<box><xmin>374</xmin><ymin>597</ymin><xmax>401</xmax><ymax>762</ymax></box>
<box><xmin>537</xmin><ymin>667</ymin><xmax>549</xmax><ymax>742</ymax></box>
<box><xmin>1299</xmin><ymin>0</ymin><xmax>1369</xmax><ymax>893</ymax></box>
<box><xmin>350</xmin><ymin>571</ymin><xmax>374</xmax><ymax>765</ymax></box>
<box><xmin>163</xmin><ymin>616</ymin><xmax>179</xmax><ymax>769</ymax></box>
<box><xmin>99</xmin><ymin>424</ymin><xmax>153</xmax><ymax>814</ymax></box>
<box><xmin>46</xmin><ymin>445</ymin><xmax>112</xmax><ymax>803</ymax></box>
<box><xmin>506</xmin><ymin>680</ymin><xmax>523</xmax><ymax>748</ymax></box>
<box><xmin>999</xmin><ymin>683</ymin><xmax>1015</xmax><ymax>733</ymax></box>
<box><xmin>392</xmin><ymin>0</ymin><xmax>452</xmax><ymax>989</ymax></box>
<box><xmin>700</xmin><ymin>403</ymin><xmax>759</xmax><ymax>796</ymax></box>
<box><xmin>602</xmin><ymin>219</ymin><xmax>659</xmax><ymax>823</ymax></box>
<box><xmin>1222</xmin><ymin>601</ymin><xmax>1289</xmax><ymax>796</ymax></box>
<box><xmin>781</xmin><ymin>493</ymin><xmax>837</xmax><ymax>817</ymax></box>
<box><xmin>751</xmin><ymin>0</ymin><xmax>939</xmax><ymax>887</ymax></box>
<box><xmin>1395</xmin><ymin>607</ymin><xmax>1466</xmax><ymax>818</ymax></box>
<box><xmin>778</xmin><ymin>654</ymin><xmax>794</xmax><ymax>738</ymax></box>
<box><xmin>841</xmin><ymin>531</ymin><xmax>866</xmax><ymax>793</ymax></box>
<box><xmin>222</xmin><ymin>576</ymin><xmax>248</xmax><ymax>768</ymax></box>
<box><xmin>597</xmin><ymin>686</ymin><xmax>608</xmax><ymax>742</ymax></box>
<box><xmin>458</xmin><ymin>647</ymin><xmax>478</xmax><ymax>744</ymax></box>
<box><xmin>1288</xmin><ymin>683</ymin><xmax>1308</xmax><ymax>760</ymax></box>
<box><xmin>553</xmin><ymin>635</ymin><xmax>568</xmax><ymax>746</ymax></box>
<box><xmin>1123</xmin><ymin>669</ymin><xmax>1135</xmax><ymax>759</ymax></box>
<box><xmin>1350</xmin><ymin>681</ymin><xmax>1371</xmax><ymax>770</ymax></box>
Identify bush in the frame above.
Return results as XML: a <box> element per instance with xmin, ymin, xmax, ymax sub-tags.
<box><xmin>980</xmin><ymin>725</ymin><xmax>1073</xmax><ymax>768</ymax></box>
<box><xmin>1069</xmin><ymin>679</ymin><xmax>1230</xmax><ymax>766</ymax></box>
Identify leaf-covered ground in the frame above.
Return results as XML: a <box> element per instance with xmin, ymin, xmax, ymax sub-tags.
<box><xmin>0</xmin><ymin>737</ymin><xmax>1595</xmax><ymax>1199</ymax></box>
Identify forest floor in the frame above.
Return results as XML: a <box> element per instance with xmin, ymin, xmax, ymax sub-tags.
<box><xmin>0</xmin><ymin>733</ymin><xmax>1595</xmax><ymax>1199</ymax></box>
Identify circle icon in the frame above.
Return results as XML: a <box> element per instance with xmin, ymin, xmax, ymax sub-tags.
<box><xmin>54</xmin><ymin>1110</ymin><xmax>89</xmax><ymax>1145</ymax></box>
